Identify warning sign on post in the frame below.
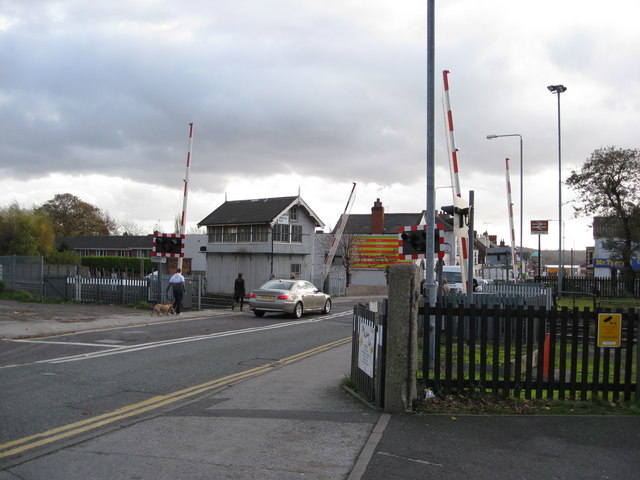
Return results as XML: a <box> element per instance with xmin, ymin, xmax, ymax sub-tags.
<box><xmin>597</xmin><ymin>313</ymin><xmax>622</xmax><ymax>348</ymax></box>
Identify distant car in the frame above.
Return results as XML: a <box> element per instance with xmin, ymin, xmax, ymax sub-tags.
<box><xmin>475</xmin><ymin>278</ymin><xmax>489</xmax><ymax>292</ymax></box>
<box><xmin>442</xmin><ymin>266</ymin><xmax>464</xmax><ymax>293</ymax></box>
<box><xmin>248</xmin><ymin>279</ymin><xmax>332</xmax><ymax>318</ymax></box>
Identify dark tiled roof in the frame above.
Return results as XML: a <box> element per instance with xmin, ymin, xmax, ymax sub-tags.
<box><xmin>198</xmin><ymin>196</ymin><xmax>323</xmax><ymax>227</ymax></box>
<box><xmin>339</xmin><ymin>213</ymin><xmax>422</xmax><ymax>234</ymax></box>
<box><xmin>56</xmin><ymin>235</ymin><xmax>154</xmax><ymax>250</ymax></box>
<box><xmin>339</xmin><ymin>212</ymin><xmax>452</xmax><ymax>234</ymax></box>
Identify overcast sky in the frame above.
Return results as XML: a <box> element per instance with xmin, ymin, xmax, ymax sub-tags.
<box><xmin>1</xmin><ymin>0</ymin><xmax>638</xmax><ymax>251</ymax></box>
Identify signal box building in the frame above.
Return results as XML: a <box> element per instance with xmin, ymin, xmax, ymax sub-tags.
<box><xmin>197</xmin><ymin>196</ymin><xmax>324</xmax><ymax>294</ymax></box>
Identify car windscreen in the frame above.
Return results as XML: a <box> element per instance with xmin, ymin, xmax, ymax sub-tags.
<box><xmin>261</xmin><ymin>280</ymin><xmax>295</xmax><ymax>290</ymax></box>
<box><xmin>442</xmin><ymin>271</ymin><xmax>462</xmax><ymax>283</ymax></box>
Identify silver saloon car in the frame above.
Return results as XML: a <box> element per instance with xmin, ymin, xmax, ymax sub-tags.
<box><xmin>248</xmin><ymin>279</ymin><xmax>332</xmax><ymax>318</ymax></box>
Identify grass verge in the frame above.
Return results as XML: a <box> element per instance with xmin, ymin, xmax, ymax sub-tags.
<box><xmin>416</xmin><ymin>392</ymin><xmax>640</xmax><ymax>415</ymax></box>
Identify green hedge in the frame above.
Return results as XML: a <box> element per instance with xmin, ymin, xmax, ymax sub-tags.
<box><xmin>81</xmin><ymin>256</ymin><xmax>155</xmax><ymax>273</ymax></box>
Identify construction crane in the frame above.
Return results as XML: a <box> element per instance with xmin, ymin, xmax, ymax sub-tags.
<box><xmin>322</xmin><ymin>182</ymin><xmax>357</xmax><ymax>283</ymax></box>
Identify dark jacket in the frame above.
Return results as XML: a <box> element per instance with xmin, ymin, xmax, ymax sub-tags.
<box><xmin>234</xmin><ymin>277</ymin><xmax>245</xmax><ymax>297</ymax></box>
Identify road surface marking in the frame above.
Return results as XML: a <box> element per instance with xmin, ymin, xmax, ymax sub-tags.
<box><xmin>0</xmin><ymin>337</ymin><xmax>350</xmax><ymax>460</ymax></box>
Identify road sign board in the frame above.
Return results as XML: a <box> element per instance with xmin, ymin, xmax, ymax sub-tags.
<box><xmin>597</xmin><ymin>313</ymin><xmax>622</xmax><ymax>348</ymax></box>
<box><xmin>531</xmin><ymin>220</ymin><xmax>549</xmax><ymax>235</ymax></box>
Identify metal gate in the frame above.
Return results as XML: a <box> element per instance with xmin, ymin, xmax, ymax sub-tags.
<box><xmin>351</xmin><ymin>301</ymin><xmax>387</xmax><ymax>409</ymax></box>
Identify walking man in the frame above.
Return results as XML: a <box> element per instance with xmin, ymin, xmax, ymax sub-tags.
<box><xmin>233</xmin><ymin>273</ymin><xmax>245</xmax><ymax>311</ymax></box>
<box><xmin>167</xmin><ymin>268</ymin><xmax>186</xmax><ymax>315</ymax></box>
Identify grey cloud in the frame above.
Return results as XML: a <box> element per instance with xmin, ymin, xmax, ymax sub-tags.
<box><xmin>1</xmin><ymin>0</ymin><xmax>638</xmax><ymax>200</ymax></box>
<box><xmin>0</xmin><ymin>0</ymin><xmax>430</xmax><ymax>189</ymax></box>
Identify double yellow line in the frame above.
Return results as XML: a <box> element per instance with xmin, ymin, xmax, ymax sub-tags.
<box><xmin>0</xmin><ymin>337</ymin><xmax>350</xmax><ymax>460</ymax></box>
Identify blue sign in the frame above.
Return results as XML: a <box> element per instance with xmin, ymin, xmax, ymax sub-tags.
<box><xmin>594</xmin><ymin>258</ymin><xmax>640</xmax><ymax>269</ymax></box>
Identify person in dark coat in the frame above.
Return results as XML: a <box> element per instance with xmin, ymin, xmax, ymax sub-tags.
<box><xmin>233</xmin><ymin>273</ymin><xmax>246</xmax><ymax>311</ymax></box>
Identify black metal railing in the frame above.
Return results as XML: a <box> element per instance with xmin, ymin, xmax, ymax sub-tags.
<box><xmin>351</xmin><ymin>301</ymin><xmax>387</xmax><ymax>409</ymax></box>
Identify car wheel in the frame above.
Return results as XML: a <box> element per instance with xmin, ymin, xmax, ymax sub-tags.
<box><xmin>254</xmin><ymin>310</ymin><xmax>265</xmax><ymax>317</ymax></box>
<box><xmin>322</xmin><ymin>298</ymin><xmax>332</xmax><ymax>314</ymax></box>
<box><xmin>292</xmin><ymin>302</ymin><xmax>303</xmax><ymax>319</ymax></box>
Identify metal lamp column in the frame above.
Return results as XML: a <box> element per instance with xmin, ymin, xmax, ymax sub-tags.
<box><xmin>547</xmin><ymin>84</ymin><xmax>567</xmax><ymax>292</ymax></box>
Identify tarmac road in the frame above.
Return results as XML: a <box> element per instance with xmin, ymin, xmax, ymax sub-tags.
<box><xmin>2</xmin><ymin>299</ymin><xmax>640</xmax><ymax>479</ymax></box>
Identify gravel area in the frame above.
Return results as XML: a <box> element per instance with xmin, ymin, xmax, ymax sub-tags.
<box><xmin>0</xmin><ymin>299</ymin><xmax>145</xmax><ymax>324</ymax></box>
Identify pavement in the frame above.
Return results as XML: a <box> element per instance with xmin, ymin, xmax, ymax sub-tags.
<box><xmin>2</xmin><ymin>301</ymin><xmax>640</xmax><ymax>479</ymax></box>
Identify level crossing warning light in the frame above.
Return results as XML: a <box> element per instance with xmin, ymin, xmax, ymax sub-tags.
<box><xmin>398</xmin><ymin>224</ymin><xmax>445</xmax><ymax>259</ymax></box>
<box><xmin>152</xmin><ymin>232</ymin><xmax>185</xmax><ymax>257</ymax></box>
<box><xmin>440</xmin><ymin>196</ymin><xmax>469</xmax><ymax>237</ymax></box>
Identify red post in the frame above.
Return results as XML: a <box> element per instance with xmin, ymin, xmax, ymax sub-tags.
<box><xmin>543</xmin><ymin>332</ymin><xmax>551</xmax><ymax>379</ymax></box>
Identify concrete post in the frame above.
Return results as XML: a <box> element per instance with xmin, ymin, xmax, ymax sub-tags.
<box><xmin>384</xmin><ymin>263</ymin><xmax>420</xmax><ymax>413</ymax></box>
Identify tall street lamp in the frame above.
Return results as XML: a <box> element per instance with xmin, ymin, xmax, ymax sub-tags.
<box><xmin>487</xmin><ymin>133</ymin><xmax>523</xmax><ymax>281</ymax></box>
<box><xmin>548</xmin><ymin>84</ymin><xmax>567</xmax><ymax>293</ymax></box>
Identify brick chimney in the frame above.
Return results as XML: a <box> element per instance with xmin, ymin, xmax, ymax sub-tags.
<box><xmin>371</xmin><ymin>198</ymin><xmax>385</xmax><ymax>234</ymax></box>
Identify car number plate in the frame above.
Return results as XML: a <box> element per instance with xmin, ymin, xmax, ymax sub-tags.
<box><xmin>260</xmin><ymin>295</ymin><xmax>275</xmax><ymax>300</ymax></box>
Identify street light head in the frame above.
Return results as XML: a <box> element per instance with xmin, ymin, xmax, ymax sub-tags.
<box><xmin>486</xmin><ymin>134</ymin><xmax>498</xmax><ymax>139</ymax></box>
<box><xmin>547</xmin><ymin>84</ymin><xmax>567</xmax><ymax>94</ymax></box>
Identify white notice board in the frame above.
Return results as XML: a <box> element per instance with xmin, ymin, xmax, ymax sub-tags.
<box><xmin>358</xmin><ymin>319</ymin><xmax>375</xmax><ymax>378</ymax></box>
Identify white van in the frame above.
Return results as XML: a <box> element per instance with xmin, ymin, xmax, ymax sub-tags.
<box><xmin>442</xmin><ymin>266</ymin><xmax>464</xmax><ymax>293</ymax></box>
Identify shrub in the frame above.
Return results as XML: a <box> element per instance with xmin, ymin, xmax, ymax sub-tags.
<box><xmin>46</xmin><ymin>250</ymin><xmax>82</xmax><ymax>265</ymax></box>
<box><xmin>1</xmin><ymin>290</ymin><xmax>35</xmax><ymax>302</ymax></box>
<box><xmin>81</xmin><ymin>256</ymin><xmax>154</xmax><ymax>274</ymax></box>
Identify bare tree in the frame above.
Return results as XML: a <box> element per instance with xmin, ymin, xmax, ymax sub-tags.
<box><xmin>117</xmin><ymin>219</ymin><xmax>146</xmax><ymax>236</ymax></box>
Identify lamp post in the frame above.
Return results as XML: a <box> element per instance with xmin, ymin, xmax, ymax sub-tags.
<box><xmin>547</xmin><ymin>84</ymin><xmax>567</xmax><ymax>293</ymax></box>
<box><xmin>486</xmin><ymin>133</ymin><xmax>523</xmax><ymax>281</ymax></box>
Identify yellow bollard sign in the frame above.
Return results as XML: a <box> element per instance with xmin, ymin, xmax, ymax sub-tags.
<box><xmin>597</xmin><ymin>313</ymin><xmax>622</xmax><ymax>348</ymax></box>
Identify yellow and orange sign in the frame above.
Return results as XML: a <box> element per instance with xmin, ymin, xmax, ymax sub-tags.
<box><xmin>350</xmin><ymin>236</ymin><xmax>410</xmax><ymax>269</ymax></box>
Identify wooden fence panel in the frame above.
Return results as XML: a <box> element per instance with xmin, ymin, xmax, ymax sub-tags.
<box><xmin>421</xmin><ymin>304</ymin><xmax>638</xmax><ymax>402</ymax></box>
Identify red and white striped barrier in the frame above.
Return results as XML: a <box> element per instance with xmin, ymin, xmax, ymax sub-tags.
<box><xmin>442</xmin><ymin>70</ymin><xmax>469</xmax><ymax>292</ymax></box>
<box><xmin>505</xmin><ymin>158</ymin><xmax>518</xmax><ymax>281</ymax></box>
<box><xmin>178</xmin><ymin>123</ymin><xmax>194</xmax><ymax>270</ymax></box>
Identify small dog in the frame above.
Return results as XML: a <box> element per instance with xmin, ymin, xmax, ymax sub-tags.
<box><xmin>152</xmin><ymin>301</ymin><xmax>175</xmax><ymax>316</ymax></box>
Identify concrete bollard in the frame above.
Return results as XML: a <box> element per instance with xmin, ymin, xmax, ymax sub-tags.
<box><xmin>384</xmin><ymin>263</ymin><xmax>420</xmax><ymax>413</ymax></box>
